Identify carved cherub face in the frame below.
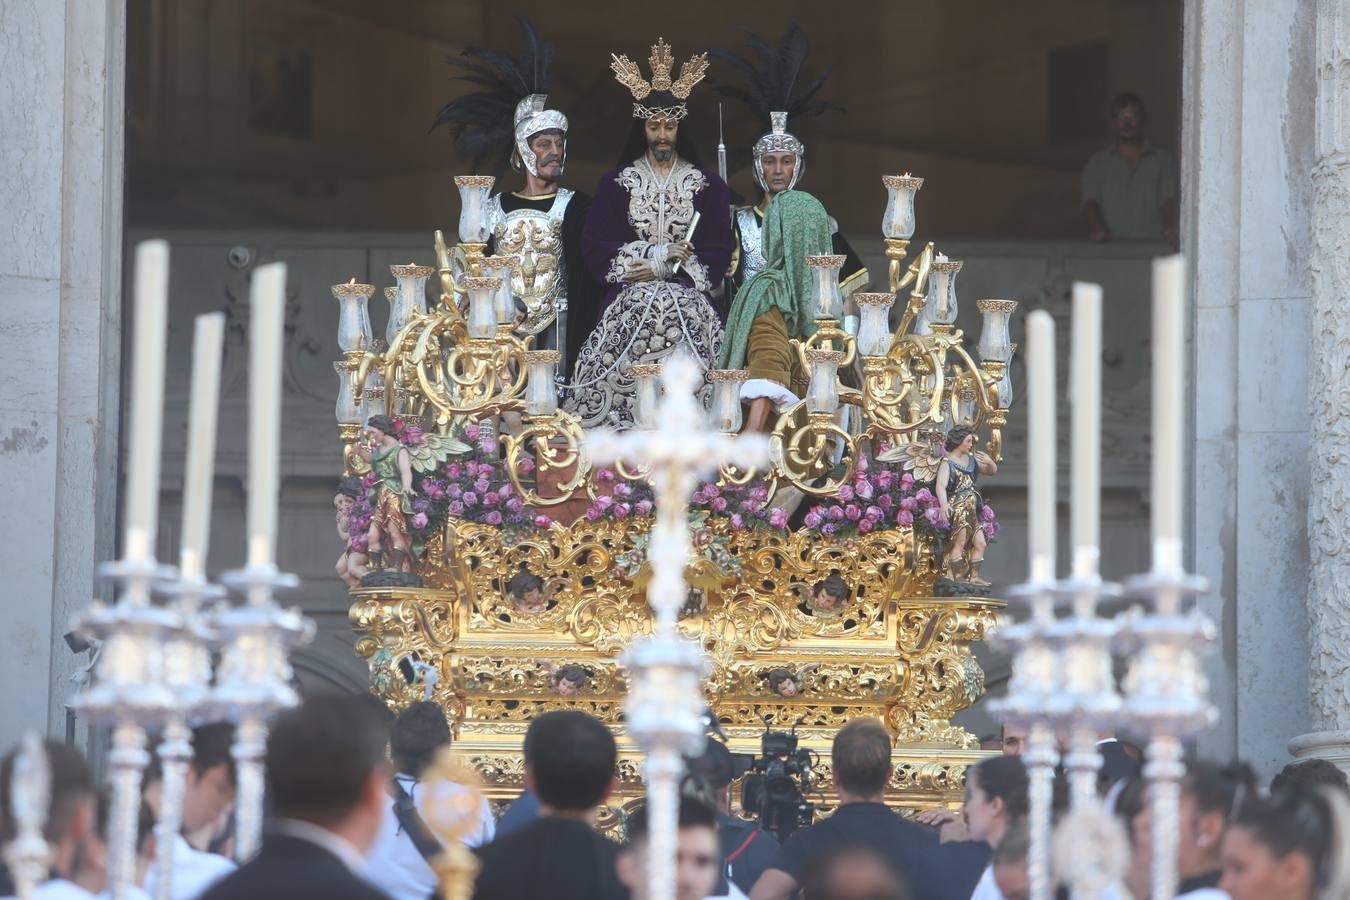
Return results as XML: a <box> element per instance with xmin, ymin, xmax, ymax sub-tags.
<box><xmin>553</xmin><ymin>665</ymin><xmax>589</xmax><ymax>696</ymax></box>
<box><xmin>775</xmin><ymin>678</ymin><xmax>799</xmax><ymax>697</ymax></box>
<box><xmin>556</xmin><ymin>676</ymin><xmax>580</xmax><ymax>696</ymax></box>
<box><xmin>334</xmin><ymin>494</ymin><xmax>354</xmax><ymax>513</ymax></box>
<box><xmin>768</xmin><ymin>669</ymin><xmax>800</xmax><ymax>697</ymax></box>
<box><xmin>813</xmin><ymin>587</ymin><xmax>843</xmax><ymax>612</ymax></box>
<box><xmin>517</xmin><ymin>588</ymin><xmax>549</xmax><ymax>614</ymax></box>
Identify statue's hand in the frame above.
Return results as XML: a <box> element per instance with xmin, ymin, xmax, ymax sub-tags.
<box><xmin>667</xmin><ymin>241</ymin><xmax>693</xmax><ymax>263</ymax></box>
<box><xmin>623</xmin><ymin>260</ymin><xmax>657</xmax><ymax>283</ymax></box>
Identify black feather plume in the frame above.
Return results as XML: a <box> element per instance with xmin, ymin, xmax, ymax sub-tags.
<box><xmin>706</xmin><ymin>22</ymin><xmax>845</xmax><ymax>131</ymax></box>
<box><xmin>431</xmin><ymin>16</ymin><xmax>557</xmax><ymax>176</ymax></box>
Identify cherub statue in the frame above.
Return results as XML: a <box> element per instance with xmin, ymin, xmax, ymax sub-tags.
<box><xmin>810</xmin><ymin>573</ymin><xmax>850</xmax><ymax>615</ymax></box>
<box><xmin>935</xmin><ymin>426</ymin><xmax>998</xmax><ymax>585</ymax></box>
<box><xmin>353</xmin><ymin>414</ymin><xmax>469</xmax><ymax>573</ymax></box>
<box><xmin>766</xmin><ymin>665</ymin><xmax>818</xmax><ymax>698</ymax></box>
<box><xmin>505</xmin><ymin>568</ymin><xmax>554</xmax><ymax>615</ymax></box>
<box><xmin>334</xmin><ymin>478</ymin><xmax>368</xmax><ymax>588</ymax></box>
<box><xmin>548</xmin><ymin>663</ymin><xmax>592</xmax><ymax>696</ymax></box>
<box><xmin>880</xmin><ymin>427</ymin><xmax>998</xmax><ymax>586</ymax></box>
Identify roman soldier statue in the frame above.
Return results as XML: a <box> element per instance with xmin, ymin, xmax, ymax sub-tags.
<box><xmin>432</xmin><ymin>18</ymin><xmax>599</xmax><ymax>380</ymax></box>
<box><xmin>564</xmin><ymin>38</ymin><xmax>734</xmax><ymax>429</ymax></box>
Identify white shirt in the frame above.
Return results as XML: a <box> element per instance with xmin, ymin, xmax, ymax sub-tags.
<box><xmin>1177</xmin><ymin>889</ymin><xmax>1228</xmax><ymax>899</ymax></box>
<box><xmin>970</xmin><ymin>865</ymin><xmax>1004</xmax><ymax>900</ymax></box>
<box><xmin>1</xmin><ymin>880</ymin><xmax>152</xmax><ymax>899</ymax></box>
<box><xmin>363</xmin><ymin>774</ymin><xmax>495</xmax><ymax>900</ymax></box>
<box><xmin>142</xmin><ymin>835</ymin><xmax>236</xmax><ymax>900</ymax></box>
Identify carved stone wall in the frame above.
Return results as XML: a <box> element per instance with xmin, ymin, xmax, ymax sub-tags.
<box><xmin>1301</xmin><ymin>0</ymin><xmax>1350</xmax><ymax>753</ymax></box>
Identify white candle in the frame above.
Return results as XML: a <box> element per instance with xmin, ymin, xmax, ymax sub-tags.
<box><xmin>247</xmin><ymin>263</ymin><xmax>288</xmax><ymax>568</ymax></box>
<box><xmin>1152</xmin><ymin>255</ymin><xmax>1185</xmax><ymax>560</ymax></box>
<box><xmin>1070</xmin><ymin>283</ymin><xmax>1102</xmax><ymax>570</ymax></box>
<box><xmin>1026</xmin><ymin>310</ymin><xmax>1056</xmax><ymax>583</ymax></box>
<box><xmin>180</xmin><ymin>313</ymin><xmax>225</xmax><ymax>580</ymax></box>
<box><xmin>124</xmin><ymin>240</ymin><xmax>171</xmax><ymax>562</ymax></box>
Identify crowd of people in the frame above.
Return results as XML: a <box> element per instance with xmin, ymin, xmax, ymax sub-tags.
<box><xmin>1</xmin><ymin>696</ymin><xmax>1348</xmax><ymax>900</ymax></box>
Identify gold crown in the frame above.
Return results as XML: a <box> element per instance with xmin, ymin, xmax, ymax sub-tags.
<box><xmin>610</xmin><ymin>37</ymin><xmax>709</xmax><ymax>102</ymax></box>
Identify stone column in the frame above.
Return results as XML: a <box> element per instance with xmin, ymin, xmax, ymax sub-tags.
<box><xmin>0</xmin><ymin>0</ymin><xmax>125</xmax><ymax>750</ymax></box>
<box><xmin>1292</xmin><ymin>1</ymin><xmax>1350</xmax><ymax>770</ymax></box>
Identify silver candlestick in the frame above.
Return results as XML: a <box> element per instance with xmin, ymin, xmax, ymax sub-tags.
<box><xmin>5</xmin><ymin>733</ymin><xmax>51</xmax><ymax>900</ymax></box>
<box><xmin>1121</xmin><ymin>543</ymin><xmax>1215</xmax><ymax>900</ymax></box>
<box><xmin>586</xmin><ymin>352</ymin><xmax>768</xmax><ymax>900</ymax></box>
<box><xmin>72</xmin><ymin>554</ymin><xmax>177</xmax><ymax>900</ymax></box>
<box><xmin>151</xmin><ymin>572</ymin><xmax>224</xmax><ymax>900</ymax></box>
<box><xmin>214</xmin><ymin>562</ymin><xmax>313</xmax><ymax>861</ymax></box>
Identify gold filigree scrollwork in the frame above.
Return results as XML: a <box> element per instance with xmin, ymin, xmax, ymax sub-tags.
<box><xmin>500</xmin><ymin>414</ymin><xmax>590</xmax><ymax>507</ymax></box>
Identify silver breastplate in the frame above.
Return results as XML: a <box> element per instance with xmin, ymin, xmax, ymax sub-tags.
<box><xmin>486</xmin><ymin>189</ymin><xmax>574</xmax><ymax>335</ymax></box>
<box><xmin>737</xmin><ymin>207</ymin><xmax>766</xmax><ymax>282</ymax></box>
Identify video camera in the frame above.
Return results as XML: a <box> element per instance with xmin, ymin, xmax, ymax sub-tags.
<box><xmin>739</xmin><ymin>718</ymin><xmax>817</xmax><ymax>840</ymax></box>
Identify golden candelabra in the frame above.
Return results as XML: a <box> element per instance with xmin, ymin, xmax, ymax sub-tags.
<box><xmin>333</xmin><ymin>172</ymin><xmax>1019</xmax><ymax>818</ymax></box>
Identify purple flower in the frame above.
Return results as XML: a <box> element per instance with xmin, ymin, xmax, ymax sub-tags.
<box><xmin>464</xmin><ymin>423</ymin><xmax>481</xmax><ymax>440</ymax></box>
<box><xmin>449</xmin><ymin>501</ymin><xmax>466</xmax><ymax>517</ymax></box>
<box><xmin>614</xmin><ymin>503</ymin><xmax>631</xmax><ymax>520</ymax></box>
<box><xmin>410</xmin><ymin>512</ymin><xmax>429</xmax><ymax>529</ymax></box>
<box><xmin>463</xmin><ymin>491</ymin><xmax>478</xmax><ymax>507</ymax></box>
<box><xmin>844</xmin><ymin>504</ymin><xmax>862</xmax><ymax>521</ymax></box>
<box><xmin>981</xmin><ymin>505</ymin><xmax>997</xmax><ymax>523</ymax></box>
<box><xmin>900</xmin><ymin>496</ymin><xmax>917</xmax><ymax>512</ymax></box>
<box><xmin>859</xmin><ymin>518</ymin><xmax>875</xmax><ymax>533</ymax></box>
<box><xmin>822</xmin><ymin>523</ymin><xmax>836</xmax><ymax>535</ymax></box>
<box><xmin>484</xmin><ymin>511</ymin><xmax>503</xmax><ymax>526</ymax></box>
<box><xmin>803</xmin><ymin>510</ymin><xmax>824</xmax><ymax>529</ymax></box>
<box><xmin>586</xmin><ymin>506</ymin><xmax>603</xmax><ymax>521</ymax></box>
<box><xmin>901</xmin><ymin>473</ymin><xmax>915</xmax><ymax>489</ymax></box>
<box><xmin>837</xmin><ymin>484</ymin><xmax>855</xmax><ymax>502</ymax></box>
<box><xmin>519</xmin><ymin>457</ymin><xmax>536</xmax><ymax>474</ymax></box>
<box><xmin>827</xmin><ymin>506</ymin><xmax>846</xmax><ymax>522</ymax></box>
<box><xmin>898</xmin><ymin>510</ymin><xmax>914</xmax><ymax>527</ymax></box>
<box><xmin>866</xmin><ymin>505</ymin><xmax>884</xmax><ymax>521</ymax></box>
<box><xmin>914</xmin><ymin>488</ymin><xmax>934</xmax><ymax>504</ymax></box>
<box><xmin>856</xmin><ymin>481</ymin><xmax>875</xmax><ymax>500</ymax></box>
<box><xmin>594</xmin><ymin>495</ymin><xmax>614</xmax><ymax>512</ymax></box>
<box><xmin>447</xmin><ymin>483</ymin><xmax>462</xmax><ymax>499</ymax></box>
<box><xmin>613</xmin><ymin>482</ymin><xmax>632</xmax><ymax>499</ymax></box>
<box><xmin>506</xmin><ymin>497</ymin><xmax>523</xmax><ymax>514</ymax></box>
<box><xmin>924</xmin><ymin>507</ymin><xmax>941</xmax><ymax>525</ymax></box>
<box><xmin>481</xmin><ymin>490</ymin><xmax>499</xmax><ymax>508</ymax></box>
<box><xmin>711</xmin><ymin>496</ymin><xmax>728</xmax><ymax>513</ymax></box>
<box><xmin>749</xmin><ymin>485</ymin><xmax>769</xmax><ymax>502</ymax></box>
<box><xmin>596</xmin><ymin>468</ymin><xmax>616</xmax><ymax>483</ymax></box>
<box><xmin>877</xmin><ymin>471</ymin><xmax>894</xmax><ymax>490</ymax></box>
<box><xmin>703</xmin><ymin>484</ymin><xmax>721</xmax><ymax>499</ymax></box>
<box><xmin>769</xmin><ymin>508</ymin><xmax>789</xmax><ymax>528</ymax></box>
<box><xmin>730</xmin><ymin>513</ymin><xmax>745</xmax><ymax>531</ymax></box>
<box><xmin>446</xmin><ymin>463</ymin><xmax>462</xmax><ymax>479</ymax></box>
<box><xmin>878</xmin><ymin>493</ymin><xmax>894</xmax><ymax>509</ymax></box>
<box><xmin>635</xmin><ymin>499</ymin><xmax>654</xmax><ymax>516</ymax></box>
<box><xmin>474</xmin><ymin>477</ymin><xmax>491</xmax><ymax>494</ymax></box>
<box><xmin>534</xmin><ymin>514</ymin><xmax>553</xmax><ymax>529</ymax></box>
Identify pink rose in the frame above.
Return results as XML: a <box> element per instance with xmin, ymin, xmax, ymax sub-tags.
<box><xmin>856</xmin><ymin>481</ymin><xmax>875</xmax><ymax>500</ymax></box>
<box><xmin>519</xmin><ymin>457</ymin><xmax>535</xmax><ymax>474</ymax></box>
<box><xmin>924</xmin><ymin>507</ymin><xmax>941</xmax><ymax>525</ymax></box>
<box><xmin>484</xmin><ymin>511</ymin><xmax>503</xmax><ymax>526</ymax></box>
<box><xmin>449</xmin><ymin>501</ymin><xmax>465</xmax><ymax>517</ymax></box>
<box><xmin>914</xmin><ymin>488</ymin><xmax>934</xmax><ymax>503</ymax></box>
<box><xmin>613</xmin><ymin>482</ymin><xmax>632</xmax><ymax>498</ymax></box>
<box><xmin>595</xmin><ymin>495</ymin><xmax>614</xmax><ymax>512</ymax></box>
<box><xmin>866</xmin><ymin>505</ymin><xmax>884</xmax><ymax>521</ymax></box>
<box><xmin>703</xmin><ymin>484</ymin><xmax>720</xmax><ymax>499</ymax></box>
<box><xmin>769</xmin><ymin>508</ymin><xmax>789</xmax><ymax>529</ymax></box>
<box><xmin>351</xmin><ymin>534</ymin><xmax>369</xmax><ymax>552</ymax></box>
<box><xmin>711</xmin><ymin>496</ymin><xmax>728</xmax><ymax>513</ymax></box>
<box><xmin>844</xmin><ymin>504</ymin><xmax>862</xmax><ymax>521</ymax></box>
<box><xmin>463</xmin><ymin>491</ymin><xmax>478</xmax><ymax>506</ymax></box>
<box><xmin>803</xmin><ymin>510</ymin><xmax>823</xmax><ymax>529</ymax></box>
<box><xmin>475</xmin><ymin>477</ymin><xmax>491</xmax><ymax>494</ymax></box>
<box><xmin>901</xmin><ymin>472</ymin><xmax>915</xmax><ymax>489</ymax></box>
<box><xmin>464</xmin><ymin>423</ymin><xmax>481</xmax><ymax>440</ymax></box>
<box><xmin>506</xmin><ymin>497</ymin><xmax>523</xmax><ymax>514</ymax></box>
<box><xmin>596</xmin><ymin>468</ymin><xmax>616</xmax><ymax>483</ymax></box>
<box><xmin>981</xmin><ymin>505</ymin><xmax>997</xmax><ymax>522</ymax></box>
<box><xmin>859</xmin><ymin>518</ymin><xmax>875</xmax><ymax>533</ymax></box>
<box><xmin>586</xmin><ymin>506</ymin><xmax>603</xmax><ymax>521</ymax></box>
<box><xmin>482</xmin><ymin>490</ymin><xmax>499</xmax><ymax>508</ymax></box>
<box><xmin>410</xmin><ymin>512</ymin><xmax>429</xmax><ymax>530</ymax></box>
<box><xmin>898</xmin><ymin>510</ymin><xmax>914</xmax><ymax>527</ymax></box>
<box><xmin>837</xmin><ymin>484</ymin><xmax>854</xmax><ymax>502</ymax></box>
<box><xmin>534</xmin><ymin>514</ymin><xmax>553</xmax><ymax>528</ymax></box>
<box><xmin>730</xmin><ymin>513</ymin><xmax>745</xmax><ymax>531</ymax></box>
<box><xmin>877</xmin><ymin>493</ymin><xmax>894</xmax><ymax>509</ymax></box>
<box><xmin>635</xmin><ymin>499</ymin><xmax>654</xmax><ymax>516</ymax></box>
<box><xmin>827</xmin><ymin>506</ymin><xmax>845</xmax><ymax>522</ymax></box>
<box><xmin>447</xmin><ymin>484</ymin><xmax>462</xmax><ymax>499</ymax></box>
<box><xmin>900</xmin><ymin>496</ymin><xmax>917</xmax><ymax>512</ymax></box>
<box><xmin>614</xmin><ymin>503</ymin><xmax>631</xmax><ymax>519</ymax></box>
<box><xmin>876</xmin><ymin>471</ymin><xmax>894</xmax><ymax>490</ymax></box>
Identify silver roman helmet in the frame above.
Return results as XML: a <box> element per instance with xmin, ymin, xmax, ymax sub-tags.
<box><xmin>513</xmin><ymin>93</ymin><xmax>569</xmax><ymax>177</ymax></box>
<box><xmin>752</xmin><ymin>111</ymin><xmax>807</xmax><ymax>193</ymax></box>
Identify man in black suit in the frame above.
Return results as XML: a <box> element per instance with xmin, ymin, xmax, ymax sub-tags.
<box><xmin>199</xmin><ymin>695</ymin><xmax>393</xmax><ymax>900</ymax></box>
<box><xmin>472</xmin><ymin>710</ymin><xmax>627</xmax><ymax>900</ymax></box>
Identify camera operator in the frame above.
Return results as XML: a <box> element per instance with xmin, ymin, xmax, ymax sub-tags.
<box><xmin>748</xmin><ymin>718</ymin><xmax>987</xmax><ymax>900</ymax></box>
<box><xmin>685</xmin><ymin>741</ymin><xmax>777</xmax><ymax>897</ymax></box>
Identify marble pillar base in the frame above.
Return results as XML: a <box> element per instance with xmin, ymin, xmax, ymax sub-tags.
<box><xmin>1287</xmin><ymin>730</ymin><xmax>1350</xmax><ymax>774</ymax></box>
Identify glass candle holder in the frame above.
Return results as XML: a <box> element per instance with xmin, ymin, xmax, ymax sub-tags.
<box><xmin>481</xmin><ymin>256</ymin><xmax>517</xmax><ymax>325</ymax></box>
<box><xmin>854</xmin><ymin>292</ymin><xmax>896</xmax><ymax>357</ymax></box>
<box><xmin>805</xmin><ymin>349</ymin><xmax>844</xmax><ymax>415</ymax></box>
<box><xmin>977</xmin><ymin>299</ymin><xmax>1018</xmax><ymax>364</ymax></box>
<box><xmin>524</xmin><ymin>350</ymin><xmax>561</xmax><ymax>416</ymax></box>
<box><xmin>995</xmin><ymin>343</ymin><xmax>1017</xmax><ymax>408</ymax></box>
<box><xmin>926</xmin><ymin>255</ymin><xmax>963</xmax><ymax>328</ymax></box>
<box><xmin>334</xmin><ymin>361</ymin><xmax>360</xmax><ymax>424</ymax></box>
<box><xmin>363</xmin><ymin>381</ymin><xmax>386</xmax><ymax>420</ymax></box>
<box><xmin>463</xmin><ymin>276</ymin><xmax>502</xmax><ymax>339</ymax></box>
<box><xmin>391</xmin><ymin>263</ymin><xmax>434</xmax><ymax>317</ymax></box>
<box><xmin>454</xmin><ymin>175</ymin><xmax>495</xmax><ymax>244</ymax></box>
<box><xmin>807</xmin><ymin>255</ymin><xmax>846</xmax><ymax>320</ymax></box>
<box><xmin>882</xmin><ymin>173</ymin><xmax>924</xmax><ymax>240</ymax></box>
<box><xmin>630</xmin><ymin>363</ymin><xmax>664</xmax><ymax>430</ymax></box>
<box><xmin>332</xmin><ymin>280</ymin><xmax>374</xmax><ymax>352</ymax></box>
<box><xmin>954</xmin><ymin>377</ymin><xmax>979</xmax><ymax>425</ymax></box>
<box><xmin>708</xmin><ymin>370</ymin><xmax>750</xmax><ymax>433</ymax></box>
<box><xmin>384</xmin><ymin>283</ymin><xmax>415</xmax><ymax>347</ymax></box>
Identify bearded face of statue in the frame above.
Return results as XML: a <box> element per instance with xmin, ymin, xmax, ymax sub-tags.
<box><xmin>644</xmin><ymin>118</ymin><xmax>679</xmax><ymax>162</ymax></box>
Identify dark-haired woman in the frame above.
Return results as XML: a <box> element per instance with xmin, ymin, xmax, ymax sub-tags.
<box><xmin>1219</xmin><ymin>783</ymin><xmax>1348</xmax><ymax>900</ymax></box>
<box><xmin>963</xmin><ymin>756</ymin><xmax>1028</xmax><ymax>899</ymax></box>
